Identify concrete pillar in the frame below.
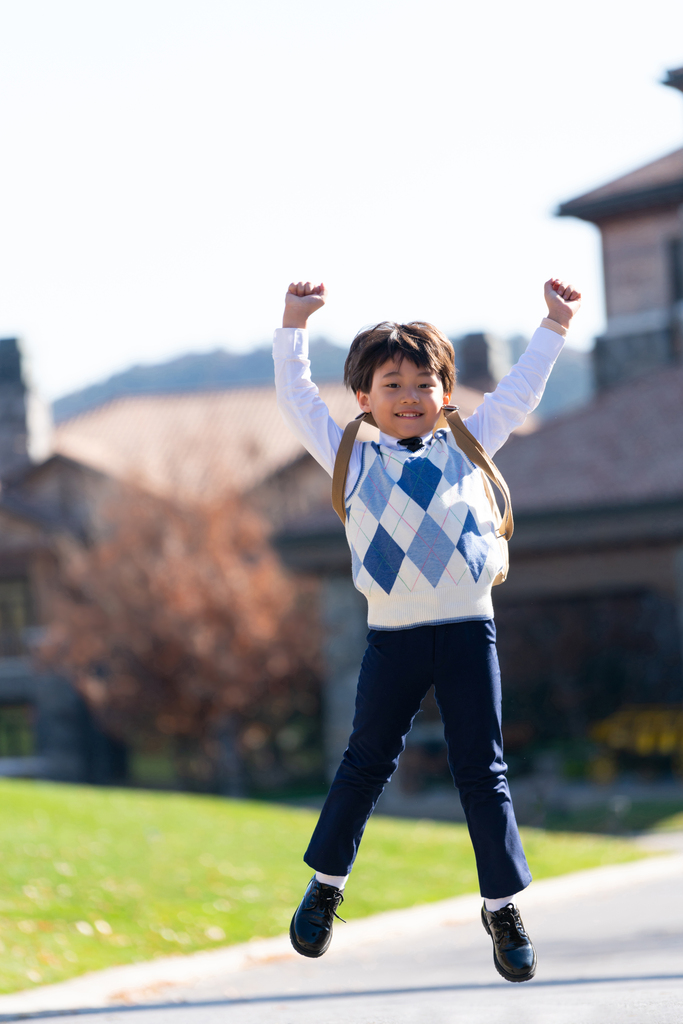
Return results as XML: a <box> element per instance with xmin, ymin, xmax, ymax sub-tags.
<box><xmin>674</xmin><ymin>545</ymin><xmax>683</xmax><ymax>689</ymax></box>
<box><xmin>320</xmin><ymin>575</ymin><xmax>367</xmax><ymax>782</ymax></box>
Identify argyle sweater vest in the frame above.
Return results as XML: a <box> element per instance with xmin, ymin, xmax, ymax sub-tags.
<box><xmin>345</xmin><ymin>430</ymin><xmax>504</xmax><ymax>629</ymax></box>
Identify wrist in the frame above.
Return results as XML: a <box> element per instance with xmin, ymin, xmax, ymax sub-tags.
<box><xmin>540</xmin><ymin>316</ymin><xmax>568</xmax><ymax>337</ymax></box>
<box><xmin>545</xmin><ymin>311</ymin><xmax>571</xmax><ymax>330</ymax></box>
<box><xmin>282</xmin><ymin>312</ymin><xmax>309</xmax><ymax>329</ymax></box>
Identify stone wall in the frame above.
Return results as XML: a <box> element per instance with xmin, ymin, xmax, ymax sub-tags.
<box><xmin>593</xmin><ymin>209</ymin><xmax>683</xmax><ymax>389</ymax></box>
<box><xmin>601</xmin><ymin>210</ymin><xmax>681</xmax><ymax>318</ymax></box>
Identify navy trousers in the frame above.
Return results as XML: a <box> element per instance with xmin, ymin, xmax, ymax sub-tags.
<box><xmin>304</xmin><ymin>619</ymin><xmax>531</xmax><ymax>898</ymax></box>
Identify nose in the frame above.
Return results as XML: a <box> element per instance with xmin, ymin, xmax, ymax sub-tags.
<box><xmin>401</xmin><ymin>389</ymin><xmax>420</xmax><ymax>403</ymax></box>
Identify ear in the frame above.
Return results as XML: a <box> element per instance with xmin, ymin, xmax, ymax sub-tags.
<box><xmin>357</xmin><ymin>390</ymin><xmax>371</xmax><ymax>413</ymax></box>
<box><xmin>443</xmin><ymin>394</ymin><xmax>451</xmax><ymax>406</ymax></box>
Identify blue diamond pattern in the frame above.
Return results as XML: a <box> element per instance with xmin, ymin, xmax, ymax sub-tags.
<box><xmin>442</xmin><ymin>449</ymin><xmax>465</xmax><ymax>487</ymax></box>
<box><xmin>350</xmin><ymin>544</ymin><xmax>363</xmax><ymax>580</ymax></box>
<box><xmin>363</xmin><ymin>523</ymin><xmax>405</xmax><ymax>594</ymax></box>
<box><xmin>407</xmin><ymin>513</ymin><xmax>456</xmax><ymax>587</ymax></box>
<box><xmin>456</xmin><ymin>510</ymin><xmax>490</xmax><ymax>582</ymax></box>
<box><xmin>358</xmin><ymin>458</ymin><xmax>395</xmax><ymax>520</ymax></box>
<box><xmin>396</xmin><ymin>457</ymin><xmax>443</xmax><ymax>511</ymax></box>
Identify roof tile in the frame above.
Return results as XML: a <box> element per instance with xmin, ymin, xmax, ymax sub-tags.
<box><xmin>496</xmin><ymin>363</ymin><xmax>683</xmax><ymax>513</ymax></box>
<box><xmin>53</xmin><ymin>381</ymin><xmax>487</xmax><ymax>502</ymax></box>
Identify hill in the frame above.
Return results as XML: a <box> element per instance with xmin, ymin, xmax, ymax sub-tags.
<box><xmin>52</xmin><ymin>339</ymin><xmax>349</xmax><ymax>423</ymax></box>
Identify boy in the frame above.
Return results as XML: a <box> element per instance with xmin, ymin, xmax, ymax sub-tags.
<box><xmin>273</xmin><ymin>278</ymin><xmax>581</xmax><ymax>983</ymax></box>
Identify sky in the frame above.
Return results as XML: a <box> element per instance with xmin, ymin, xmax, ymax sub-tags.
<box><xmin>0</xmin><ymin>0</ymin><xmax>682</xmax><ymax>400</ymax></box>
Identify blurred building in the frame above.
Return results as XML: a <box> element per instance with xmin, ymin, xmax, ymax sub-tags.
<box><xmin>0</xmin><ymin>338</ymin><xmax>126</xmax><ymax>784</ymax></box>
<box><xmin>0</xmin><ymin>344</ymin><xmax>370</xmax><ymax>790</ymax></box>
<box><xmin>559</xmin><ymin>66</ymin><xmax>683</xmax><ymax>392</ymax></box>
<box><xmin>53</xmin><ymin>383</ymin><xmax>363</xmax><ymax>504</ymax></box>
<box><xmin>486</xmin><ymin>64</ymin><xmax>683</xmax><ymax>799</ymax></box>
<box><xmin>494</xmin><ymin>362</ymin><xmax>683</xmax><ymax>781</ymax></box>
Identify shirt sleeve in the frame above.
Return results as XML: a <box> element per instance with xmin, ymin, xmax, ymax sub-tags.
<box><xmin>463</xmin><ymin>325</ymin><xmax>565</xmax><ymax>456</ymax></box>
<box><xmin>273</xmin><ymin>327</ymin><xmax>362</xmax><ymax>494</ymax></box>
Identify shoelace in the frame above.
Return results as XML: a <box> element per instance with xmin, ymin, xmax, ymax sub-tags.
<box><xmin>491</xmin><ymin>905</ymin><xmax>527</xmax><ymax>943</ymax></box>
<box><xmin>509</xmin><ymin>907</ymin><xmax>528</xmax><ymax>940</ymax></box>
<box><xmin>317</xmin><ymin>887</ymin><xmax>346</xmax><ymax>923</ymax></box>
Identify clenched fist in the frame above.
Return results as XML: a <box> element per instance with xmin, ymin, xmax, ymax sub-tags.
<box><xmin>544</xmin><ymin>278</ymin><xmax>581</xmax><ymax>330</ymax></box>
<box><xmin>283</xmin><ymin>281</ymin><xmax>327</xmax><ymax>329</ymax></box>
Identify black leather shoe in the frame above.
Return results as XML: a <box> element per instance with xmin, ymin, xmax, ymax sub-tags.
<box><xmin>290</xmin><ymin>877</ymin><xmax>345</xmax><ymax>958</ymax></box>
<box><xmin>481</xmin><ymin>903</ymin><xmax>537</xmax><ymax>983</ymax></box>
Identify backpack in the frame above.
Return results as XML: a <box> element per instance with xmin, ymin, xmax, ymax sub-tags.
<box><xmin>331</xmin><ymin>405</ymin><xmax>513</xmax><ymax>586</ymax></box>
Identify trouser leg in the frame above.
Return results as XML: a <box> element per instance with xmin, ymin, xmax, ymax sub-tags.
<box><xmin>433</xmin><ymin>619</ymin><xmax>531</xmax><ymax>899</ymax></box>
<box><xmin>305</xmin><ymin>626</ymin><xmax>433</xmax><ymax>876</ymax></box>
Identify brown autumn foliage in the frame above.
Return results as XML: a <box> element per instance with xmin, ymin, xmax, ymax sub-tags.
<box><xmin>39</xmin><ymin>491</ymin><xmax>322</xmax><ymax>791</ymax></box>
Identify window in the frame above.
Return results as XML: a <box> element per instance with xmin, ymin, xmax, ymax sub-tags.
<box><xmin>0</xmin><ymin>579</ymin><xmax>32</xmax><ymax>655</ymax></box>
<box><xmin>669</xmin><ymin>237</ymin><xmax>683</xmax><ymax>304</ymax></box>
<box><xmin>0</xmin><ymin>704</ymin><xmax>35</xmax><ymax>757</ymax></box>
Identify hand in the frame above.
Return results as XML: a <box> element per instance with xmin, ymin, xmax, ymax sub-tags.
<box><xmin>283</xmin><ymin>281</ymin><xmax>327</xmax><ymax>329</ymax></box>
<box><xmin>544</xmin><ymin>278</ymin><xmax>581</xmax><ymax>329</ymax></box>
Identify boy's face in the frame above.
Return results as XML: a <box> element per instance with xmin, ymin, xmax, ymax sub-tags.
<box><xmin>357</xmin><ymin>357</ymin><xmax>450</xmax><ymax>439</ymax></box>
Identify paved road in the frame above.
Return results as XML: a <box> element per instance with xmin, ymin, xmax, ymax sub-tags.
<box><xmin>17</xmin><ymin>865</ymin><xmax>683</xmax><ymax>1024</ymax></box>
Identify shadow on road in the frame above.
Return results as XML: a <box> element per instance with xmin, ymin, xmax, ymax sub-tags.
<box><xmin>2</xmin><ymin>973</ymin><xmax>683</xmax><ymax>1022</ymax></box>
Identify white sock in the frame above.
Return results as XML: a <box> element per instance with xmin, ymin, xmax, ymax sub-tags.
<box><xmin>315</xmin><ymin>871</ymin><xmax>348</xmax><ymax>890</ymax></box>
<box><xmin>484</xmin><ymin>894</ymin><xmax>517</xmax><ymax>912</ymax></box>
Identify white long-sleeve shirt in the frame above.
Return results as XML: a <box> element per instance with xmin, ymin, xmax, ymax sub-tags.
<box><xmin>273</xmin><ymin>322</ymin><xmax>565</xmax><ymax>498</ymax></box>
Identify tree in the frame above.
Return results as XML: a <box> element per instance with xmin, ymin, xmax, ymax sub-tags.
<box><xmin>39</xmin><ymin>491</ymin><xmax>322</xmax><ymax>794</ymax></box>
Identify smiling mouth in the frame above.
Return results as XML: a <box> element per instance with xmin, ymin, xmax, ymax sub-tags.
<box><xmin>396</xmin><ymin>412</ymin><xmax>422</xmax><ymax>417</ymax></box>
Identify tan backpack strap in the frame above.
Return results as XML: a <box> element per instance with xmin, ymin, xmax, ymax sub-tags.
<box><xmin>443</xmin><ymin>407</ymin><xmax>514</xmax><ymax>541</ymax></box>
<box><xmin>331</xmin><ymin>412</ymin><xmax>375</xmax><ymax>523</ymax></box>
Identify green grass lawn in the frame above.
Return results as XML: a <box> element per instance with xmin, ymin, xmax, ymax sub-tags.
<box><xmin>543</xmin><ymin>800</ymin><xmax>683</xmax><ymax>835</ymax></box>
<box><xmin>0</xmin><ymin>779</ymin><xmax>650</xmax><ymax>994</ymax></box>
<box><xmin>651</xmin><ymin>808</ymin><xmax>683</xmax><ymax>831</ymax></box>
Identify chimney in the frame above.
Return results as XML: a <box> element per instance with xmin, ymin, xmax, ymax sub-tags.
<box><xmin>0</xmin><ymin>338</ymin><xmax>52</xmax><ymax>482</ymax></box>
<box><xmin>455</xmin><ymin>333</ymin><xmax>511</xmax><ymax>393</ymax></box>
<box><xmin>663</xmin><ymin>66</ymin><xmax>683</xmax><ymax>94</ymax></box>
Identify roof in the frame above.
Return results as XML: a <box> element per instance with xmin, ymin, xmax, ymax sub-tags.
<box><xmin>52</xmin><ymin>380</ymin><xmax>490</xmax><ymax>503</ymax></box>
<box><xmin>558</xmin><ymin>148</ymin><xmax>683</xmax><ymax>223</ymax></box>
<box><xmin>495</xmin><ymin>362</ymin><xmax>683</xmax><ymax>514</ymax></box>
<box><xmin>0</xmin><ymin>454</ymin><xmax>128</xmax><ymax>539</ymax></box>
<box><xmin>664</xmin><ymin>66</ymin><xmax>683</xmax><ymax>93</ymax></box>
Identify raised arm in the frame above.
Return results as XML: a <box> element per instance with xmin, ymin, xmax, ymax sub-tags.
<box><xmin>274</xmin><ymin>282</ymin><xmax>361</xmax><ymax>487</ymax></box>
<box><xmin>464</xmin><ymin>279</ymin><xmax>582</xmax><ymax>456</ymax></box>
